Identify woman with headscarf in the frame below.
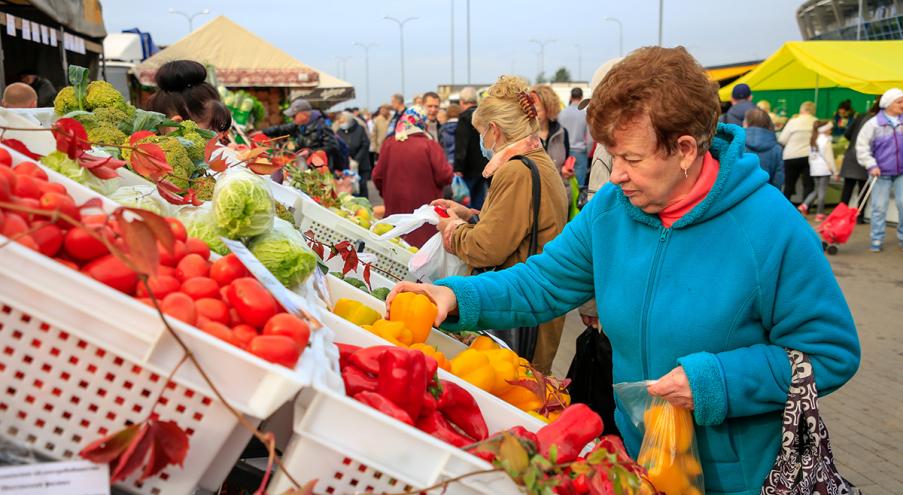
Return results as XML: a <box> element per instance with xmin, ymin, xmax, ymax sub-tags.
<box><xmin>372</xmin><ymin>106</ymin><xmax>454</xmax><ymax>247</ymax></box>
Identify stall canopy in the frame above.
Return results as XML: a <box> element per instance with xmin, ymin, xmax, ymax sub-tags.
<box><xmin>705</xmin><ymin>61</ymin><xmax>760</xmax><ymax>87</ymax></box>
<box><xmin>719</xmin><ymin>41</ymin><xmax>903</xmax><ymax>101</ymax></box>
<box><xmin>135</xmin><ymin>16</ymin><xmax>320</xmax><ymax>88</ymax></box>
<box><xmin>289</xmin><ymin>70</ymin><xmax>354</xmax><ymax>108</ymax></box>
<box><xmin>26</xmin><ymin>0</ymin><xmax>106</xmax><ymax>38</ymax></box>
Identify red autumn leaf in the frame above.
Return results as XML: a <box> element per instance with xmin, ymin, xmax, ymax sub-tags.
<box><xmin>236</xmin><ymin>146</ymin><xmax>268</xmax><ymax>163</ymax></box>
<box><xmin>307</xmin><ymin>150</ymin><xmax>328</xmax><ymax>169</ymax></box>
<box><xmin>183</xmin><ymin>189</ymin><xmax>202</xmax><ymax>207</ymax></box>
<box><xmin>363</xmin><ymin>263</ymin><xmax>372</xmax><ymax>291</ymax></box>
<box><xmin>117</xmin><ymin>215</ymin><xmax>161</xmax><ymax>276</ymax></box>
<box><xmin>156</xmin><ymin>179</ymin><xmax>188</xmax><ymax>206</ymax></box>
<box><xmin>248</xmin><ymin>157</ymin><xmax>285</xmax><ymax>176</ymax></box>
<box><xmin>79</xmin><ymin>197</ymin><xmax>106</xmax><ymax>213</ymax></box>
<box><xmin>78</xmin><ymin>153</ymin><xmax>126</xmax><ymax>180</ymax></box>
<box><xmin>311</xmin><ymin>242</ymin><xmax>325</xmax><ymax>260</ymax></box>
<box><xmin>131</xmin><ymin>143</ymin><xmax>172</xmax><ymax>180</ymax></box>
<box><xmin>110</xmin><ymin>421</ymin><xmax>154</xmax><ymax>483</ymax></box>
<box><xmin>588</xmin><ymin>468</ymin><xmax>615</xmax><ymax>495</ymax></box>
<box><xmin>52</xmin><ymin>118</ymin><xmax>91</xmax><ymax>159</ymax></box>
<box><xmin>250</xmin><ymin>133</ymin><xmax>272</xmax><ymax>148</ymax></box>
<box><xmin>129</xmin><ymin>130</ymin><xmax>156</xmax><ymax>147</ymax></box>
<box><xmin>334</xmin><ymin>241</ymin><xmax>351</xmax><ymax>252</ymax></box>
<box><xmin>140</xmin><ymin>419</ymin><xmax>189</xmax><ymax>482</ymax></box>
<box><xmin>326</xmin><ymin>245</ymin><xmax>339</xmax><ymax>261</ymax></box>
<box><xmin>204</xmin><ymin>139</ymin><xmax>228</xmax><ymax>172</ymax></box>
<box><xmin>0</xmin><ymin>138</ymin><xmax>41</xmax><ymax>160</ymax></box>
<box><xmin>79</xmin><ymin>423</ymin><xmax>142</xmax><ymax>464</ymax></box>
<box><xmin>341</xmin><ymin>249</ymin><xmax>359</xmax><ymax>277</ymax></box>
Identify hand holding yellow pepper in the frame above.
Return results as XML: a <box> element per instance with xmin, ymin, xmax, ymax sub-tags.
<box><xmin>389</xmin><ymin>292</ymin><xmax>438</xmax><ymax>344</ymax></box>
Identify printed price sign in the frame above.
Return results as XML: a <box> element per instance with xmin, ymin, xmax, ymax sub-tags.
<box><xmin>0</xmin><ymin>460</ymin><xmax>109</xmax><ymax>495</ymax></box>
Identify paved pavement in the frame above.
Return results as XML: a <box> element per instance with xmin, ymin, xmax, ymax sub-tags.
<box><xmin>551</xmin><ymin>220</ymin><xmax>903</xmax><ymax>493</ymax></box>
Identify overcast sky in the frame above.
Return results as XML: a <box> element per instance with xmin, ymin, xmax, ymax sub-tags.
<box><xmin>101</xmin><ymin>0</ymin><xmax>803</xmax><ymax>109</ymax></box>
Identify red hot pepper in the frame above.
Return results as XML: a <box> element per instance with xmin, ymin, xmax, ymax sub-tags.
<box><xmin>342</xmin><ymin>365</ymin><xmax>378</xmax><ymax>396</ymax></box>
<box><xmin>416</xmin><ymin>410</ymin><xmax>473</xmax><ymax>448</ymax></box>
<box><xmin>536</xmin><ymin>404</ymin><xmax>603</xmax><ymax>463</ymax></box>
<box><xmin>354</xmin><ymin>391</ymin><xmax>414</xmax><ymax>426</ymax></box>
<box><xmin>437</xmin><ymin>380</ymin><xmax>488</xmax><ymax>441</ymax></box>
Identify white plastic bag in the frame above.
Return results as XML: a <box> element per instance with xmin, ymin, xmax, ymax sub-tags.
<box><xmin>408</xmin><ymin>233</ymin><xmax>468</xmax><ymax>282</ymax></box>
<box><xmin>369</xmin><ymin>204</ymin><xmax>440</xmax><ymax>241</ymax></box>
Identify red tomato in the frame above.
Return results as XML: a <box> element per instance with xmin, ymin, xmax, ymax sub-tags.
<box><xmin>160</xmin><ymin>292</ymin><xmax>197</xmax><ymax>326</ymax></box>
<box><xmin>15</xmin><ymin>234</ymin><xmax>40</xmax><ymax>251</ymax></box>
<box><xmin>248</xmin><ymin>335</ymin><xmax>301</xmax><ymax>368</ymax></box>
<box><xmin>263</xmin><ymin>313</ymin><xmax>311</xmax><ymax>348</ymax></box>
<box><xmin>209</xmin><ymin>254</ymin><xmax>250</xmax><ymax>287</ymax></box>
<box><xmin>165</xmin><ymin>217</ymin><xmax>188</xmax><ymax>243</ymax></box>
<box><xmin>229</xmin><ymin>308</ymin><xmax>241</xmax><ymax>326</ymax></box>
<box><xmin>53</xmin><ymin>257</ymin><xmax>79</xmax><ymax>270</ymax></box>
<box><xmin>181</xmin><ymin>277</ymin><xmax>219</xmax><ymax>300</ymax></box>
<box><xmin>184</xmin><ymin>238</ymin><xmax>210</xmax><ymax>260</ymax></box>
<box><xmin>63</xmin><ymin>226</ymin><xmax>111</xmax><ymax>261</ymax></box>
<box><xmin>176</xmin><ymin>253</ymin><xmax>210</xmax><ymax>281</ymax></box>
<box><xmin>0</xmin><ymin>173</ymin><xmax>10</xmax><ymax>202</ymax></box>
<box><xmin>13</xmin><ymin>175</ymin><xmax>42</xmax><ymax>199</ymax></box>
<box><xmin>30</xmin><ymin>222</ymin><xmax>64</xmax><ymax>257</ymax></box>
<box><xmin>200</xmin><ymin>321</ymin><xmax>236</xmax><ymax>345</ymax></box>
<box><xmin>232</xmin><ymin>324</ymin><xmax>258</xmax><ymax>348</ymax></box>
<box><xmin>196</xmin><ymin>315</ymin><xmax>211</xmax><ymax>327</ymax></box>
<box><xmin>0</xmin><ymin>166</ymin><xmax>16</xmax><ymax>190</ymax></box>
<box><xmin>135</xmin><ymin>275</ymin><xmax>180</xmax><ymax>299</ymax></box>
<box><xmin>39</xmin><ymin>192</ymin><xmax>80</xmax><ymax>225</ymax></box>
<box><xmin>195</xmin><ymin>298</ymin><xmax>230</xmax><ymax>324</ymax></box>
<box><xmin>38</xmin><ymin>181</ymin><xmax>67</xmax><ymax>195</ymax></box>
<box><xmin>156</xmin><ymin>265</ymin><xmax>178</xmax><ymax>279</ymax></box>
<box><xmin>1</xmin><ymin>213</ymin><xmax>28</xmax><ymax>237</ymax></box>
<box><xmin>158</xmin><ymin>240</ymin><xmax>186</xmax><ymax>267</ymax></box>
<box><xmin>226</xmin><ymin>277</ymin><xmax>277</xmax><ymax>328</ymax></box>
<box><xmin>11</xmin><ymin>197</ymin><xmax>40</xmax><ymax>222</ymax></box>
<box><xmin>12</xmin><ymin>161</ymin><xmax>48</xmax><ymax>181</ymax></box>
<box><xmin>82</xmin><ymin>254</ymin><xmax>138</xmax><ymax>294</ymax></box>
<box><xmin>0</xmin><ymin>147</ymin><xmax>11</xmax><ymax>168</ymax></box>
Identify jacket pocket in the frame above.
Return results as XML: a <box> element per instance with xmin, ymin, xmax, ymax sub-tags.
<box><xmin>697</xmin><ymin>421</ymin><xmax>739</xmax><ymax>463</ymax></box>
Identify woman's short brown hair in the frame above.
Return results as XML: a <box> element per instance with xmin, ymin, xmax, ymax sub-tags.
<box><xmin>586</xmin><ymin>46</ymin><xmax>721</xmax><ymax>155</ymax></box>
<box><xmin>744</xmin><ymin>107</ymin><xmax>774</xmax><ymax>131</ymax></box>
<box><xmin>531</xmin><ymin>84</ymin><xmax>562</xmax><ymax>120</ymax></box>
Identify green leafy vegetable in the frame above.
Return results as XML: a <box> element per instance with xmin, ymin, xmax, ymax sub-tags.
<box><xmin>212</xmin><ymin>168</ymin><xmax>275</xmax><ymax>238</ymax></box>
<box><xmin>178</xmin><ymin>204</ymin><xmax>229</xmax><ymax>255</ymax></box>
<box><xmin>248</xmin><ymin>219</ymin><xmax>317</xmax><ymax>287</ymax></box>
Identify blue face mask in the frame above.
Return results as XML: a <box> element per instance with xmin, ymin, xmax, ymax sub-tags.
<box><xmin>479</xmin><ymin>131</ymin><xmax>493</xmax><ymax>160</ymax></box>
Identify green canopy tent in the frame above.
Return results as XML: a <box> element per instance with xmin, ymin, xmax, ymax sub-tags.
<box><xmin>719</xmin><ymin>41</ymin><xmax>903</xmax><ymax>119</ymax></box>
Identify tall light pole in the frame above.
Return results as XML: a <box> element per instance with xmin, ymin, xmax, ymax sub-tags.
<box><xmin>450</xmin><ymin>0</ymin><xmax>455</xmax><ymax>85</ymax></box>
<box><xmin>168</xmin><ymin>8</ymin><xmax>210</xmax><ymax>33</ymax></box>
<box><xmin>529</xmin><ymin>38</ymin><xmax>555</xmax><ymax>81</ymax></box>
<box><xmin>658</xmin><ymin>0</ymin><xmax>664</xmax><ymax>46</ymax></box>
<box><xmin>573</xmin><ymin>44</ymin><xmax>582</xmax><ymax>81</ymax></box>
<box><xmin>384</xmin><ymin>16</ymin><xmax>417</xmax><ymax>97</ymax></box>
<box><xmin>334</xmin><ymin>56</ymin><xmax>351</xmax><ymax>80</ymax></box>
<box><xmin>857</xmin><ymin>0</ymin><xmax>864</xmax><ymax>40</ymax></box>
<box><xmin>354</xmin><ymin>42</ymin><xmax>377</xmax><ymax>110</ymax></box>
<box><xmin>604</xmin><ymin>17</ymin><xmax>624</xmax><ymax>56</ymax></box>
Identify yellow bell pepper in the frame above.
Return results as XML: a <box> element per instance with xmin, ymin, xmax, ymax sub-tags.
<box><xmin>484</xmin><ymin>349</ymin><xmax>519</xmax><ymax>395</ymax></box>
<box><xmin>410</xmin><ymin>343</ymin><xmax>451</xmax><ymax>371</ymax></box>
<box><xmin>388</xmin><ymin>292</ymin><xmax>437</xmax><ymax>344</ymax></box>
<box><xmin>498</xmin><ymin>381</ymin><xmax>544</xmax><ymax>412</ymax></box>
<box><xmin>449</xmin><ymin>349</ymin><xmax>496</xmax><ymax>392</ymax></box>
<box><xmin>333</xmin><ymin>298</ymin><xmax>381</xmax><ymax>326</ymax></box>
<box><xmin>470</xmin><ymin>335</ymin><xmax>500</xmax><ymax>351</ymax></box>
<box><xmin>363</xmin><ymin>319</ymin><xmax>414</xmax><ymax>347</ymax></box>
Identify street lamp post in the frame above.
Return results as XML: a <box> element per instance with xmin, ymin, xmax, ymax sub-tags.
<box><xmin>354</xmin><ymin>42</ymin><xmax>377</xmax><ymax>109</ymax></box>
<box><xmin>450</xmin><ymin>0</ymin><xmax>455</xmax><ymax>85</ymax></box>
<box><xmin>603</xmin><ymin>17</ymin><xmax>623</xmax><ymax>56</ymax></box>
<box><xmin>168</xmin><ymin>8</ymin><xmax>210</xmax><ymax>33</ymax></box>
<box><xmin>384</xmin><ymin>16</ymin><xmax>418</xmax><ymax>97</ymax></box>
<box><xmin>658</xmin><ymin>0</ymin><xmax>664</xmax><ymax>46</ymax></box>
<box><xmin>335</xmin><ymin>56</ymin><xmax>351</xmax><ymax>80</ymax></box>
<box><xmin>529</xmin><ymin>38</ymin><xmax>555</xmax><ymax>81</ymax></box>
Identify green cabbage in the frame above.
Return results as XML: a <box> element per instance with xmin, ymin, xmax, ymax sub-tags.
<box><xmin>248</xmin><ymin>218</ymin><xmax>317</xmax><ymax>288</ymax></box>
<box><xmin>40</xmin><ymin>151</ymin><xmax>120</xmax><ymax>195</ymax></box>
<box><xmin>109</xmin><ymin>185</ymin><xmax>172</xmax><ymax>216</ymax></box>
<box><xmin>212</xmin><ymin>168</ymin><xmax>274</xmax><ymax>238</ymax></box>
<box><xmin>178</xmin><ymin>204</ymin><xmax>229</xmax><ymax>255</ymax></box>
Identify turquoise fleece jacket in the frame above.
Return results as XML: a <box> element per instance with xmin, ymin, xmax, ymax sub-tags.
<box><xmin>436</xmin><ymin>123</ymin><xmax>860</xmax><ymax>494</ymax></box>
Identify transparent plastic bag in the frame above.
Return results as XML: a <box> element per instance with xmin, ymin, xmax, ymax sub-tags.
<box><xmin>110</xmin><ymin>184</ymin><xmax>173</xmax><ymax>216</ymax></box>
<box><xmin>614</xmin><ymin>381</ymin><xmax>705</xmax><ymax>495</ymax></box>
<box><xmin>211</xmin><ymin>167</ymin><xmax>275</xmax><ymax>238</ymax></box>
<box><xmin>408</xmin><ymin>233</ymin><xmax>467</xmax><ymax>282</ymax></box>
<box><xmin>451</xmin><ymin>175</ymin><xmax>471</xmax><ymax>206</ymax></box>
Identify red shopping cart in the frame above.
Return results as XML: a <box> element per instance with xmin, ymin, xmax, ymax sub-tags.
<box><xmin>817</xmin><ymin>176</ymin><xmax>876</xmax><ymax>255</ymax></box>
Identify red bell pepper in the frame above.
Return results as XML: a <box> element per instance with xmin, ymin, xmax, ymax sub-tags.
<box><xmin>348</xmin><ymin>346</ymin><xmax>389</xmax><ymax>375</ymax></box>
<box><xmin>416</xmin><ymin>410</ymin><xmax>473</xmax><ymax>448</ymax></box>
<box><xmin>342</xmin><ymin>365</ymin><xmax>377</xmax><ymax>396</ymax></box>
<box><xmin>437</xmin><ymin>380</ymin><xmax>488</xmax><ymax>441</ymax></box>
<box><xmin>536</xmin><ymin>404</ymin><xmax>603</xmax><ymax>463</ymax></box>
<box><xmin>336</xmin><ymin>343</ymin><xmax>361</xmax><ymax>369</ymax></box>
<box><xmin>354</xmin><ymin>391</ymin><xmax>414</xmax><ymax>426</ymax></box>
<box><xmin>377</xmin><ymin>348</ymin><xmax>427</xmax><ymax>420</ymax></box>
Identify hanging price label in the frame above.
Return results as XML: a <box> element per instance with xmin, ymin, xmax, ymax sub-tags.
<box><xmin>0</xmin><ymin>461</ymin><xmax>109</xmax><ymax>495</ymax></box>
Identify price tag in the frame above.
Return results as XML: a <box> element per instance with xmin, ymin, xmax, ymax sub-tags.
<box><xmin>312</xmin><ymin>265</ymin><xmax>332</xmax><ymax>308</ymax></box>
<box><xmin>221</xmin><ymin>237</ymin><xmax>319</xmax><ymax>320</ymax></box>
<box><xmin>0</xmin><ymin>460</ymin><xmax>110</xmax><ymax>495</ymax></box>
<box><xmin>6</xmin><ymin>14</ymin><xmax>16</xmax><ymax>36</ymax></box>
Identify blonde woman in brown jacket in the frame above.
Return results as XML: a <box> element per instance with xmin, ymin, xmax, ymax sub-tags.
<box><xmin>431</xmin><ymin>76</ymin><xmax>569</xmax><ymax>373</ymax></box>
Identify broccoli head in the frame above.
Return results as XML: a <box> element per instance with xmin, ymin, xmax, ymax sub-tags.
<box><xmin>123</xmin><ymin>135</ymin><xmax>195</xmax><ymax>190</ymax></box>
<box><xmin>93</xmin><ymin>105</ymin><xmax>135</xmax><ymax>130</ymax></box>
<box><xmin>86</xmin><ymin>125</ymin><xmax>128</xmax><ymax>148</ymax></box>
<box><xmin>85</xmin><ymin>80</ymin><xmax>127</xmax><ymax>112</ymax></box>
<box><xmin>53</xmin><ymin>86</ymin><xmax>79</xmax><ymax>115</ymax></box>
<box><xmin>169</xmin><ymin>120</ymin><xmax>207</xmax><ymax>163</ymax></box>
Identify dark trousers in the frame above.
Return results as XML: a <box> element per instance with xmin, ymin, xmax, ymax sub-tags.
<box><xmin>783</xmin><ymin>157</ymin><xmax>814</xmax><ymax>204</ymax></box>
<box><xmin>356</xmin><ymin>168</ymin><xmax>371</xmax><ymax>199</ymax></box>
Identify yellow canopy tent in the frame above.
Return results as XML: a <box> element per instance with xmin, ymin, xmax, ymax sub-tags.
<box><xmin>706</xmin><ymin>62</ymin><xmax>759</xmax><ymax>86</ymax></box>
<box><xmin>719</xmin><ymin>41</ymin><xmax>903</xmax><ymax>102</ymax></box>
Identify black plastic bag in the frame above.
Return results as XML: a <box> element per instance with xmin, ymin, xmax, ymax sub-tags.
<box><xmin>567</xmin><ymin>326</ymin><xmax>619</xmax><ymax>436</ymax></box>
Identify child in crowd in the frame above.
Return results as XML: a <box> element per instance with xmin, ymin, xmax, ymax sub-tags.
<box><xmin>800</xmin><ymin>120</ymin><xmax>837</xmax><ymax>221</ymax></box>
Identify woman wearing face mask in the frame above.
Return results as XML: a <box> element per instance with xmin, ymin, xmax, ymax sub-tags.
<box><xmin>431</xmin><ymin>75</ymin><xmax>569</xmax><ymax>372</ymax></box>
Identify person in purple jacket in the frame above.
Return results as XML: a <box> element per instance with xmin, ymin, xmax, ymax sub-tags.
<box><xmin>855</xmin><ymin>87</ymin><xmax>903</xmax><ymax>252</ymax></box>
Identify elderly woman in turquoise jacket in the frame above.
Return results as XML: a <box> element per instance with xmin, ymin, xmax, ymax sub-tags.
<box><xmin>388</xmin><ymin>47</ymin><xmax>860</xmax><ymax>494</ymax></box>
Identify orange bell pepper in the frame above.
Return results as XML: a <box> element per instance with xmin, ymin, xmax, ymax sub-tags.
<box><xmin>470</xmin><ymin>335</ymin><xmax>500</xmax><ymax>351</ymax></box>
<box><xmin>389</xmin><ymin>292</ymin><xmax>438</xmax><ymax>344</ymax></box>
<box><xmin>410</xmin><ymin>343</ymin><xmax>451</xmax><ymax>371</ymax></box>
<box><xmin>363</xmin><ymin>319</ymin><xmax>414</xmax><ymax>346</ymax></box>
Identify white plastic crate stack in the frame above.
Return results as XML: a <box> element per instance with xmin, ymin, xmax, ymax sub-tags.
<box><xmin>268</xmin><ymin>182</ymin><xmax>414</xmax><ymax>281</ymax></box>
<box><xmin>0</xmin><ymin>144</ymin><xmax>316</xmax><ymax>494</ymax></box>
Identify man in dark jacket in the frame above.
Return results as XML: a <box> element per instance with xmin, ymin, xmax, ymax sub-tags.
<box><xmin>386</xmin><ymin>93</ymin><xmax>406</xmax><ymax>138</ymax></box>
<box><xmin>338</xmin><ymin>111</ymin><xmax>372</xmax><ymax>199</ymax></box>
<box><xmin>453</xmin><ymin>87</ymin><xmax>489</xmax><ymax>209</ymax></box>
<box><xmin>720</xmin><ymin>83</ymin><xmax>756</xmax><ymax>126</ymax></box>
<box><xmin>19</xmin><ymin>70</ymin><xmax>56</xmax><ymax>108</ymax></box>
<box><xmin>261</xmin><ymin>98</ymin><xmax>345</xmax><ymax>171</ymax></box>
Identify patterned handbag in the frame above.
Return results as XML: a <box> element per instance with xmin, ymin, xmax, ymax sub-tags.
<box><xmin>761</xmin><ymin>349</ymin><xmax>856</xmax><ymax>494</ymax></box>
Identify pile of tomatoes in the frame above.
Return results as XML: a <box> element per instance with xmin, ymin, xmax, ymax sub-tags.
<box><xmin>0</xmin><ymin>152</ymin><xmax>309</xmax><ymax>369</ymax></box>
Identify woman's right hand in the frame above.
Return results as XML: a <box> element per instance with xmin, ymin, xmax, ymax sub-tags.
<box><xmin>431</xmin><ymin>199</ymin><xmax>476</xmax><ymax>221</ymax></box>
<box><xmin>869</xmin><ymin>167</ymin><xmax>882</xmax><ymax>177</ymax></box>
<box><xmin>387</xmin><ymin>281</ymin><xmax>458</xmax><ymax>327</ymax></box>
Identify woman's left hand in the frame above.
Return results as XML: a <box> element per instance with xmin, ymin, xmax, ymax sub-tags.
<box><xmin>647</xmin><ymin>366</ymin><xmax>694</xmax><ymax>410</ymax></box>
<box><xmin>437</xmin><ymin>210</ymin><xmax>465</xmax><ymax>252</ymax></box>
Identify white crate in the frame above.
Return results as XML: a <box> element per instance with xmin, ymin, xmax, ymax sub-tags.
<box><xmin>270</xmin><ymin>385</ymin><xmax>521</xmax><ymax>495</ymax></box>
<box><xmin>320</xmin><ymin>254</ymin><xmax>397</xmax><ymax>292</ymax></box>
<box><xmin>270</xmin><ymin>182</ymin><xmax>414</xmax><ymax>281</ymax></box>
